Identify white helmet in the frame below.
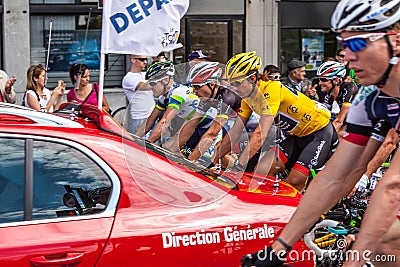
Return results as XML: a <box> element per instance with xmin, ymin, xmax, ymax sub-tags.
<box><xmin>331</xmin><ymin>0</ymin><xmax>400</xmax><ymax>32</ymax></box>
<box><xmin>187</xmin><ymin>62</ymin><xmax>222</xmax><ymax>85</ymax></box>
<box><xmin>317</xmin><ymin>61</ymin><xmax>346</xmax><ymax>78</ymax></box>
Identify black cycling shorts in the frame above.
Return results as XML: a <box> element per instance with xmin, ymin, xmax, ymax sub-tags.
<box><xmin>279</xmin><ymin>122</ymin><xmax>338</xmax><ymax>175</ymax></box>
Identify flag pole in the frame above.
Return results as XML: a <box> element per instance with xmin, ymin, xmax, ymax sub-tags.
<box><xmin>44</xmin><ymin>18</ymin><xmax>53</xmax><ymax>86</ymax></box>
<box><xmin>98</xmin><ymin>53</ymin><xmax>105</xmax><ymax>110</ymax></box>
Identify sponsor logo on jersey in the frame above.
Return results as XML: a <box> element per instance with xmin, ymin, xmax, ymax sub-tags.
<box><xmin>287</xmin><ymin>105</ymin><xmax>298</xmax><ymax>115</ymax></box>
<box><xmin>387</xmin><ymin>103</ymin><xmax>399</xmax><ymax>111</ymax></box>
<box><xmin>302</xmin><ymin>113</ymin><xmax>312</xmax><ymax>123</ymax></box>
<box><xmin>275</xmin><ymin>112</ymin><xmax>299</xmax><ymax>132</ymax></box>
<box><xmin>309</xmin><ymin>140</ymin><xmax>326</xmax><ymax>167</ymax></box>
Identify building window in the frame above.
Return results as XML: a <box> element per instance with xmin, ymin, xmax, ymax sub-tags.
<box><xmin>30</xmin><ymin>14</ymin><xmax>125</xmax><ymax>88</ymax></box>
<box><xmin>174</xmin><ymin>17</ymin><xmax>244</xmax><ymax>64</ymax></box>
<box><xmin>30</xmin><ymin>0</ymin><xmax>75</xmax><ymax>3</ymax></box>
<box><xmin>280</xmin><ymin>29</ymin><xmax>337</xmax><ymax>75</ymax></box>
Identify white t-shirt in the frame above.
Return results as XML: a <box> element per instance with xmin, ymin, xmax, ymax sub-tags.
<box><xmin>122</xmin><ymin>72</ymin><xmax>155</xmax><ymax>119</ymax></box>
<box><xmin>24</xmin><ymin>88</ymin><xmax>52</xmax><ymax>112</ymax></box>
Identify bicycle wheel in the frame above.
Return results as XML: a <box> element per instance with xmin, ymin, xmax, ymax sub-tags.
<box><xmin>112</xmin><ymin>106</ymin><xmax>128</xmax><ymax>127</ymax></box>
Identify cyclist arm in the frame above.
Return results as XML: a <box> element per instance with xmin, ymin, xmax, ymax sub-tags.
<box><xmin>212</xmin><ymin>114</ymin><xmax>248</xmax><ymax>164</ymax></box>
<box><xmin>236</xmin><ymin>114</ymin><xmax>274</xmax><ymax>167</ymax></box>
<box><xmin>135</xmin><ymin>108</ymin><xmax>163</xmax><ymax>137</ymax></box>
<box><xmin>147</xmin><ymin>107</ymin><xmax>177</xmax><ymax>143</ymax></box>
<box><xmin>188</xmin><ymin>115</ymin><xmax>228</xmax><ymax>161</ymax></box>
<box><xmin>271</xmin><ymin>139</ymin><xmax>381</xmax><ymax>253</ymax></box>
<box><xmin>347</xmin><ymin>148</ymin><xmax>400</xmax><ymax>266</ymax></box>
<box><xmin>332</xmin><ymin>103</ymin><xmax>350</xmax><ymax>131</ymax></box>
<box><xmin>364</xmin><ymin>128</ymin><xmax>398</xmax><ymax>177</ymax></box>
<box><xmin>162</xmin><ymin>113</ymin><xmax>202</xmax><ymax>152</ymax></box>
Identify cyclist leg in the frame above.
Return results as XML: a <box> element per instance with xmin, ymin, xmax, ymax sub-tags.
<box><xmin>251</xmin><ymin>125</ymin><xmax>278</xmax><ymax>175</ymax></box>
<box><xmin>265</xmin><ymin>134</ymin><xmax>297</xmax><ymax>176</ymax></box>
<box><xmin>286</xmin><ymin>123</ymin><xmax>337</xmax><ymax>191</ymax></box>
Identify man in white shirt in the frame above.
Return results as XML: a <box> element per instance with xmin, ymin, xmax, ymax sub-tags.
<box><xmin>122</xmin><ymin>55</ymin><xmax>155</xmax><ymax>134</ymax></box>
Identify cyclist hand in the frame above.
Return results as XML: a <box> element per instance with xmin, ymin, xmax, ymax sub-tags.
<box><xmin>241</xmin><ymin>247</ymin><xmax>285</xmax><ymax>267</ymax></box>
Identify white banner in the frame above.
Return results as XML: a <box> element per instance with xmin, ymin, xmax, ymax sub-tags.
<box><xmin>101</xmin><ymin>0</ymin><xmax>189</xmax><ymax>56</ymax></box>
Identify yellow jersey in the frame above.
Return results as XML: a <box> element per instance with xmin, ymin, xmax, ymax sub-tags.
<box><xmin>239</xmin><ymin>80</ymin><xmax>331</xmax><ymax>137</ymax></box>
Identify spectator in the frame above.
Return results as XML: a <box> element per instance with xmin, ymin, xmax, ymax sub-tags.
<box><xmin>23</xmin><ymin>64</ymin><xmax>65</xmax><ymax>112</ymax></box>
<box><xmin>122</xmin><ymin>55</ymin><xmax>155</xmax><ymax>135</ymax></box>
<box><xmin>282</xmin><ymin>59</ymin><xmax>318</xmax><ymax>101</ymax></box>
<box><xmin>67</xmin><ymin>63</ymin><xmax>110</xmax><ymax>113</ymax></box>
<box><xmin>152</xmin><ymin>52</ymin><xmax>168</xmax><ymax>63</ymax></box>
<box><xmin>0</xmin><ymin>70</ymin><xmax>16</xmax><ymax>104</ymax></box>
<box><xmin>187</xmin><ymin>50</ymin><xmax>210</xmax><ymax>66</ymax></box>
<box><xmin>174</xmin><ymin>49</ymin><xmax>211</xmax><ymax>85</ymax></box>
<box><xmin>335</xmin><ymin>48</ymin><xmax>347</xmax><ymax>65</ymax></box>
<box><xmin>261</xmin><ymin>65</ymin><xmax>281</xmax><ymax>82</ymax></box>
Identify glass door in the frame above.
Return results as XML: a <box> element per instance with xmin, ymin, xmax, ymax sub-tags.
<box><xmin>174</xmin><ymin>17</ymin><xmax>244</xmax><ymax>64</ymax></box>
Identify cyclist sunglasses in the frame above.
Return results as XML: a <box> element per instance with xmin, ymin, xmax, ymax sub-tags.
<box><xmin>149</xmin><ymin>78</ymin><xmax>164</xmax><ymax>86</ymax></box>
<box><xmin>230</xmin><ymin>74</ymin><xmax>253</xmax><ymax>87</ymax></box>
<box><xmin>192</xmin><ymin>84</ymin><xmax>205</xmax><ymax>90</ymax></box>
<box><xmin>337</xmin><ymin>32</ymin><xmax>396</xmax><ymax>53</ymax></box>
<box><xmin>319</xmin><ymin>77</ymin><xmax>333</xmax><ymax>82</ymax></box>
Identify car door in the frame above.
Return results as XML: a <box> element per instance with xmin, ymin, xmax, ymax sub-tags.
<box><xmin>0</xmin><ymin>134</ymin><xmax>120</xmax><ymax>267</ymax></box>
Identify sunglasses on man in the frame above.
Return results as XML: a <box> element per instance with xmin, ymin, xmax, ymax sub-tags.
<box><xmin>268</xmin><ymin>74</ymin><xmax>281</xmax><ymax>80</ymax></box>
<box><xmin>319</xmin><ymin>77</ymin><xmax>334</xmax><ymax>83</ymax></box>
<box><xmin>135</xmin><ymin>58</ymin><xmax>148</xmax><ymax>62</ymax></box>
<box><xmin>230</xmin><ymin>74</ymin><xmax>254</xmax><ymax>87</ymax></box>
<box><xmin>149</xmin><ymin>77</ymin><xmax>164</xmax><ymax>87</ymax></box>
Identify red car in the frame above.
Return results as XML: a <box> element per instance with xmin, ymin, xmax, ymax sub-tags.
<box><xmin>0</xmin><ymin>103</ymin><xmax>314</xmax><ymax>266</ymax></box>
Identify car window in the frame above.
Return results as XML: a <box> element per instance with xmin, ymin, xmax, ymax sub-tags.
<box><xmin>0</xmin><ymin>137</ymin><xmax>112</xmax><ymax>224</ymax></box>
<box><xmin>0</xmin><ymin>138</ymin><xmax>25</xmax><ymax>223</ymax></box>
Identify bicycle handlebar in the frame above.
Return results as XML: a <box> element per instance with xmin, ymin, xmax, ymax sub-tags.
<box><xmin>303</xmin><ymin>219</ymin><xmax>339</xmax><ymax>257</ymax></box>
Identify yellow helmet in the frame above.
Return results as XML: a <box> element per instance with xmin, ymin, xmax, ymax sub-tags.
<box><xmin>225</xmin><ymin>51</ymin><xmax>262</xmax><ymax>82</ymax></box>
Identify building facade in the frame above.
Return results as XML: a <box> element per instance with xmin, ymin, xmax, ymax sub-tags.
<box><xmin>1</xmin><ymin>0</ymin><xmax>339</xmax><ymax>108</ymax></box>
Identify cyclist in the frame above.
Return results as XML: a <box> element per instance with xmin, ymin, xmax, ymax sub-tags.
<box><xmin>213</xmin><ymin>51</ymin><xmax>338</xmax><ymax>191</ymax></box>
<box><xmin>241</xmin><ymin>1</ymin><xmax>400</xmax><ymax>266</ymax></box>
<box><xmin>351</xmin><ymin>122</ymin><xmax>398</xmax><ymax>198</ymax></box>
<box><xmin>317</xmin><ymin>61</ymin><xmax>359</xmax><ymax>133</ymax></box>
<box><xmin>163</xmin><ymin>61</ymin><xmax>242</xmax><ymax>164</ymax></box>
<box><xmin>135</xmin><ymin>61</ymin><xmax>200</xmax><ymax>143</ymax></box>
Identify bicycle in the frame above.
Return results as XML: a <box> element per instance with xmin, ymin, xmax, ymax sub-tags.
<box><xmin>111</xmin><ymin>106</ymin><xmax>127</xmax><ymax>126</ymax></box>
<box><xmin>303</xmin><ymin>162</ymin><xmax>391</xmax><ymax>266</ymax></box>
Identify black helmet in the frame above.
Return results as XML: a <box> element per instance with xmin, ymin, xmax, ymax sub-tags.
<box><xmin>145</xmin><ymin>61</ymin><xmax>174</xmax><ymax>80</ymax></box>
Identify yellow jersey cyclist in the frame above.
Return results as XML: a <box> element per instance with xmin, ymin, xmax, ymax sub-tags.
<box><xmin>213</xmin><ymin>51</ymin><xmax>338</xmax><ymax>191</ymax></box>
